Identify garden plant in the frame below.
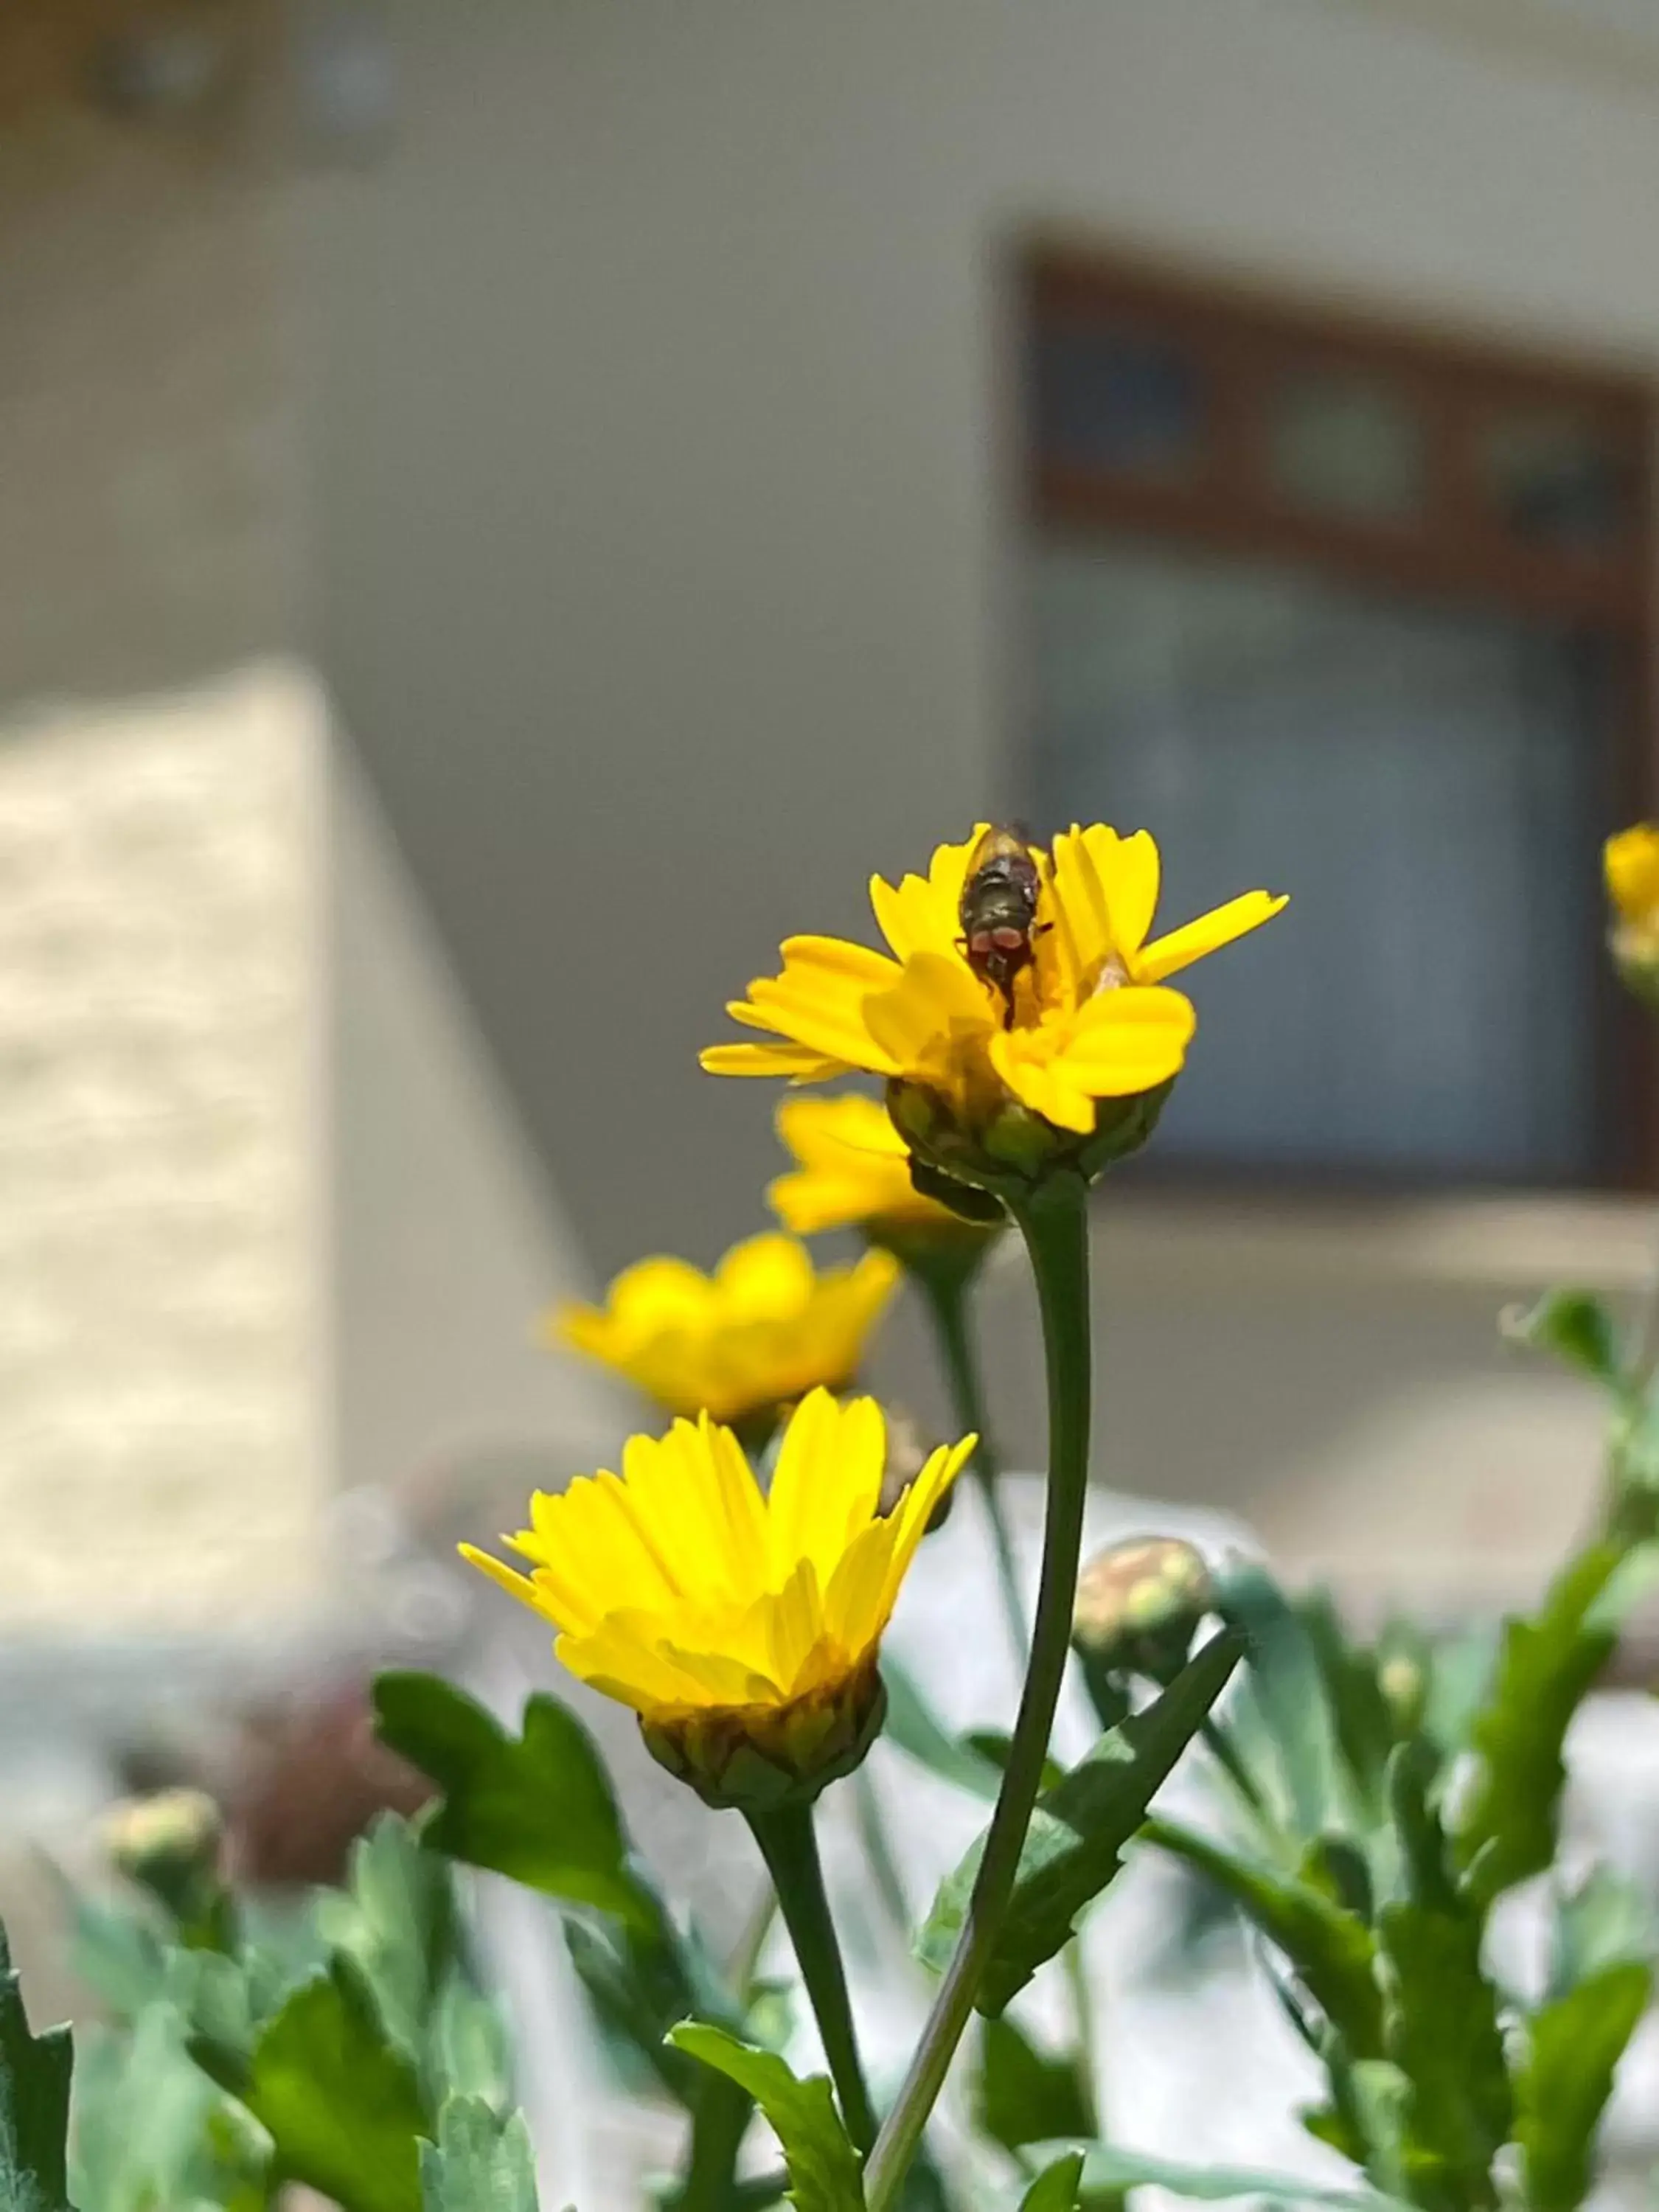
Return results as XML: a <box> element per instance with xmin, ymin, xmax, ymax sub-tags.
<box><xmin>6</xmin><ymin>821</ymin><xmax>1659</xmax><ymax>2212</ymax></box>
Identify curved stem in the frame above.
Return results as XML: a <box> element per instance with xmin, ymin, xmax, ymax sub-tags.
<box><xmin>747</xmin><ymin>1801</ymin><xmax>878</xmax><ymax>2157</ymax></box>
<box><xmin>915</xmin><ymin>1262</ymin><xmax>1028</xmax><ymax>1664</ymax></box>
<box><xmin>866</xmin><ymin>1178</ymin><xmax>1093</xmax><ymax>2212</ymax></box>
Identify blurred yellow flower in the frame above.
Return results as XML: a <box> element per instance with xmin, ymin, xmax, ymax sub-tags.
<box><xmin>768</xmin><ymin>1094</ymin><xmax>959</xmax><ymax>1237</ymax></box>
<box><xmin>702</xmin><ymin>824</ymin><xmax>1285</xmax><ymax>1138</ymax></box>
<box><xmin>461</xmin><ymin>1389</ymin><xmax>973</xmax><ymax>1806</ymax></box>
<box><xmin>1605</xmin><ymin>824</ymin><xmax>1659</xmax><ymax>1003</ymax></box>
<box><xmin>551</xmin><ymin>1231</ymin><xmax>899</xmax><ymax>1427</ymax></box>
<box><xmin>1607</xmin><ymin>823</ymin><xmax>1659</xmax><ymax>940</ymax></box>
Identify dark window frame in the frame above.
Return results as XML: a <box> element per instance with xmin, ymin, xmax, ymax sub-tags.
<box><xmin>1018</xmin><ymin>244</ymin><xmax>1659</xmax><ymax>1192</ymax></box>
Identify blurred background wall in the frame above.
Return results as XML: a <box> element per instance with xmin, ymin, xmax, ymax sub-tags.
<box><xmin>5</xmin><ymin>0</ymin><xmax>1659</xmax><ymax>1649</ymax></box>
<box><xmin>300</xmin><ymin>0</ymin><xmax>1659</xmax><ymax>1605</ymax></box>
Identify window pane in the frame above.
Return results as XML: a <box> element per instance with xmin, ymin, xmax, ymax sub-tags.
<box><xmin>1268</xmin><ymin>370</ymin><xmax>1424</xmax><ymax>524</ymax></box>
<box><xmin>1029</xmin><ymin>538</ymin><xmax>1615</xmax><ymax>1180</ymax></box>
<box><xmin>1482</xmin><ymin>410</ymin><xmax>1631</xmax><ymax>552</ymax></box>
<box><xmin>1030</xmin><ymin>321</ymin><xmax>1203</xmax><ymax>481</ymax></box>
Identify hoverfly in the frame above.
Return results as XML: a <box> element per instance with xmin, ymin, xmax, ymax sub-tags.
<box><xmin>958</xmin><ymin>824</ymin><xmax>1048</xmax><ymax>1026</ymax></box>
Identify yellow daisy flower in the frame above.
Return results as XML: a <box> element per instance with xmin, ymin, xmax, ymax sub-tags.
<box><xmin>701</xmin><ymin>824</ymin><xmax>1285</xmax><ymax>1147</ymax></box>
<box><xmin>768</xmin><ymin>1093</ymin><xmax>964</xmax><ymax>1238</ymax></box>
<box><xmin>461</xmin><ymin>1388</ymin><xmax>974</xmax><ymax>1807</ymax></box>
<box><xmin>1605</xmin><ymin>824</ymin><xmax>1659</xmax><ymax>1004</ymax></box>
<box><xmin>1606</xmin><ymin>823</ymin><xmax>1659</xmax><ymax>928</ymax></box>
<box><xmin>551</xmin><ymin>1231</ymin><xmax>899</xmax><ymax>1429</ymax></box>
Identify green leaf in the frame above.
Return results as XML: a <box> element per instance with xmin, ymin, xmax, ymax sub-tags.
<box><xmin>667</xmin><ymin>2023</ymin><xmax>863</xmax><ymax>2212</ymax></box>
<box><xmin>192</xmin><ymin>1958</ymin><xmax>427</xmax><ymax>2212</ymax></box>
<box><xmin>1377</xmin><ymin>1747</ymin><xmax>1510</xmax><ymax>2212</ymax></box>
<box><xmin>975</xmin><ymin>2015</ymin><xmax>1093</xmax><ymax>2153</ymax></box>
<box><xmin>70</xmin><ymin>2008</ymin><xmax>269</xmax><ymax>2212</ymax></box>
<box><xmin>917</xmin><ymin>1631</ymin><xmax>1242</xmax><ymax>2011</ymax></box>
<box><xmin>880</xmin><ymin>1660</ymin><xmax>999</xmax><ymax>1801</ymax></box>
<box><xmin>1516</xmin><ymin>1959</ymin><xmax>1652</xmax><ymax>2212</ymax></box>
<box><xmin>1141</xmin><ymin>1818</ymin><xmax>1382</xmax><ymax>2056</ymax></box>
<box><xmin>419</xmin><ymin>2095</ymin><xmax>539</xmax><ymax>2212</ymax></box>
<box><xmin>374</xmin><ymin>1674</ymin><xmax>663</xmax><ymax>1933</ymax></box>
<box><xmin>1019</xmin><ymin>2151</ymin><xmax>1084</xmax><ymax>2211</ymax></box>
<box><xmin>1548</xmin><ymin>1867</ymin><xmax>1653</xmax><ymax>2000</ymax></box>
<box><xmin>1214</xmin><ymin>1562</ymin><xmax>1343</xmax><ymax>1842</ymax></box>
<box><xmin>962</xmin><ymin>1732</ymin><xmax>1066</xmax><ymax>1796</ymax></box>
<box><xmin>0</xmin><ymin>1923</ymin><xmax>72</xmax><ymax>2212</ymax></box>
<box><xmin>564</xmin><ymin>1919</ymin><xmax>700</xmax><ymax>2100</ymax></box>
<box><xmin>1037</xmin><ymin>2141</ymin><xmax>1415</xmax><ymax>2208</ymax></box>
<box><xmin>67</xmin><ymin>1896</ymin><xmax>170</xmax><ymax>2023</ymax></box>
<box><xmin>1298</xmin><ymin>1592</ymin><xmax>1400</xmax><ymax>1815</ymax></box>
<box><xmin>315</xmin><ymin>1815</ymin><xmax>459</xmax><ymax>2060</ymax></box>
<box><xmin>1506</xmin><ymin>1290</ymin><xmax>1624</xmax><ymax>1391</ymax></box>
<box><xmin>428</xmin><ymin>1978</ymin><xmax>514</xmax><ymax>2113</ymax></box>
<box><xmin>1453</xmin><ymin>1541</ymin><xmax>1626</xmax><ymax>1903</ymax></box>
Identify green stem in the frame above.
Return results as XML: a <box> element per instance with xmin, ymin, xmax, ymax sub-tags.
<box><xmin>676</xmin><ymin>2070</ymin><xmax>754</xmax><ymax>2212</ymax></box>
<box><xmin>748</xmin><ymin>1801</ymin><xmax>878</xmax><ymax>2157</ymax></box>
<box><xmin>866</xmin><ymin>1177</ymin><xmax>1094</xmax><ymax>2212</ymax></box>
<box><xmin>915</xmin><ymin>1261</ymin><xmax>1028</xmax><ymax>1663</ymax></box>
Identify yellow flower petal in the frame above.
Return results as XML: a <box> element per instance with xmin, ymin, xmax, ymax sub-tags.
<box><xmin>463</xmin><ymin>1391</ymin><xmax>971</xmax><ymax>1803</ymax></box>
<box><xmin>862</xmin><ymin>950</ymin><xmax>995</xmax><ymax>1077</ymax></box>
<box><xmin>705</xmin><ymin>821</ymin><xmax>1284</xmax><ymax>1177</ymax></box>
<box><xmin>1051</xmin><ymin>984</ymin><xmax>1197</xmax><ymax>1094</ymax></box>
<box><xmin>551</xmin><ymin>1233</ymin><xmax>896</xmax><ymax>1425</ymax></box>
<box><xmin>1135</xmin><ymin>891</ymin><xmax>1290</xmax><ymax>984</ymax></box>
<box><xmin>700</xmin><ymin>1040</ymin><xmax>847</xmax><ymax>1078</ymax></box>
<box><xmin>1607</xmin><ymin>824</ymin><xmax>1659</xmax><ymax>928</ymax></box>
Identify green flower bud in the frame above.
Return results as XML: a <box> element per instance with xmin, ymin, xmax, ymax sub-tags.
<box><xmin>1072</xmin><ymin>1536</ymin><xmax>1214</xmax><ymax>1686</ymax></box>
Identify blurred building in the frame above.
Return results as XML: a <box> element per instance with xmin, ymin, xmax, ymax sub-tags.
<box><xmin>6</xmin><ymin>0</ymin><xmax>1659</xmax><ymax>1637</ymax></box>
<box><xmin>10</xmin><ymin>2</ymin><xmax>1659</xmax><ymax>2199</ymax></box>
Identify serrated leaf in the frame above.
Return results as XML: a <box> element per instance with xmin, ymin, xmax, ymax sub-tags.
<box><xmin>1517</xmin><ymin>1959</ymin><xmax>1651</xmax><ymax>2212</ymax></box>
<box><xmin>1141</xmin><ymin>1818</ymin><xmax>1382</xmax><ymax>2055</ymax></box>
<box><xmin>917</xmin><ymin>1631</ymin><xmax>1242</xmax><ymax>2012</ymax></box>
<box><xmin>880</xmin><ymin>1660</ymin><xmax>999</xmax><ymax>1801</ymax></box>
<box><xmin>1215</xmin><ymin>1562</ymin><xmax>1343</xmax><ymax>1842</ymax></box>
<box><xmin>975</xmin><ymin>2015</ymin><xmax>1093</xmax><ymax>2153</ymax></box>
<box><xmin>419</xmin><ymin>2095</ymin><xmax>538</xmax><ymax>2212</ymax></box>
<box><xmin>1019</xmin><ymin>2151</ymin><xmax>1083</xmax><ymax>2211</ymax></box>
<box><xmin>1377</xmin><ymin>1747</ymin><xmax>1509</xmax><ymax>2212</ymax></box>
<box><xmin>192</xmin><ymin>1958</ymin><xmax>427</xmax><ymax>2212</ymax></box>
<box><xmin>1507</xmin><ymin>1290</ymin><xmax>1624</xmax><ymax>1390</ymax></box>
<box><xmin>0</xmin><ymin>1924</ymin><xmax>72</xmax><ymax>2212</ymax></box>
<box><xmin>1453</xmin><ymin>1541</ymin><xmax>1627</xmax><ymax>1903</ymax></box>
<box><xmin>374</xmin><ymin>1674</ymin><xmax>663</xmax><ymax>1934</ymax></box>
<box><xmin>667</xmin><ymin>2023</ymin><xmax>863</xmax><ymax>2212</ymax></box>
<box><xmin>1034</xmin><ymin>2141</ymin><xmax>1415</xmax><ymax>2208</ymax></box>
<box><xmin>316</xmin><ymin>1815</ymin><xmax>459</xmax><ymax>2060</ymax></box>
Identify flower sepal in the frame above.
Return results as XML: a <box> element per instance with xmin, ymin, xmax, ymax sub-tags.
<box><xmin>889</xmin><ymin>1068</ymin><xmax>1172</xmax><ymax>1208</ymax></box>
<box><xmin>640</xmin><ymin>1663</ymin><xmax>888</xmax><ymax>1813</ymax></box>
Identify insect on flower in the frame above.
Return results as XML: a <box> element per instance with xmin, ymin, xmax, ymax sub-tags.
<box><xmin>957</xmin><ymin>824</ymin><xmax>1049</xmax><ymax>1026</ymax></box>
